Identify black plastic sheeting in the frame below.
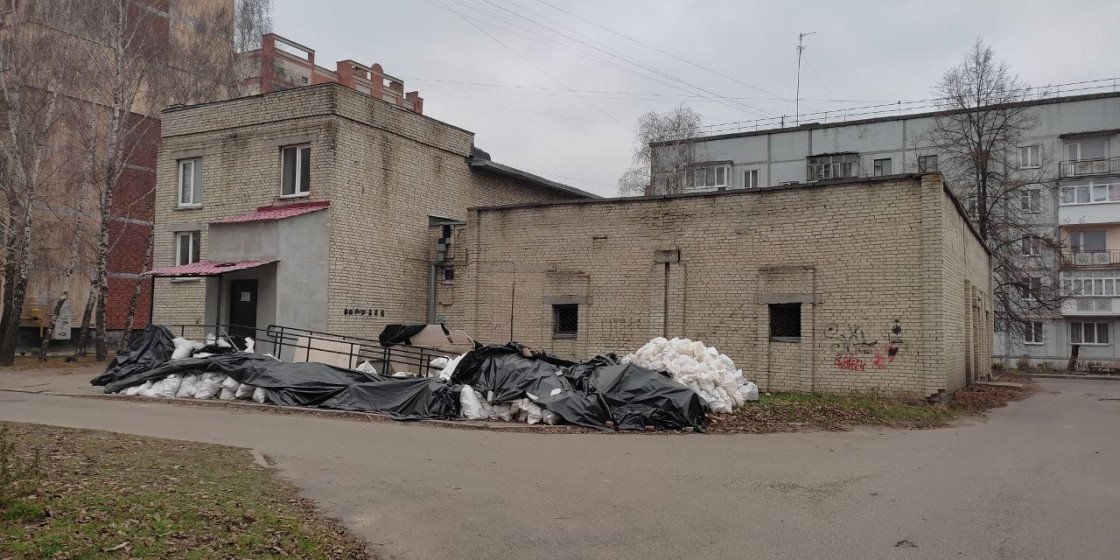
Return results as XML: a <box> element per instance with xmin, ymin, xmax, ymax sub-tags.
<box><xmin>91</xmin><ymin>325</ymin><xmax>177</xmax><ymax>387</ymax></box>
<box><xmin>378</xmin><ymin>324</ymin><xmax>436</xmax><ymax>347</ymax></box>
<box><xmin>452</xmin><ymin>344</ymin><xmax>707</xmax><ymax>432</ymax></box>
<box><xmin>93</xmin><ymin>327</ymin><xmax>706</xmax><ymax>431</ymax></box>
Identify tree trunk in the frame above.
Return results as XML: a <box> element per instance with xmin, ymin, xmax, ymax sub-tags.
<box><xmin>119</xmin><ymin>228</ymin><xmax>153</xmax><ymax>351</ymax></box>
<box><xmin>71</xmin><ymin>284</ymin><xmax>96</xmax><ymax>359</ymax></box>
<box><xmin>37</xmin><ymin>297</ymin><xmax>67</xmax><ymax>361</ymax></box>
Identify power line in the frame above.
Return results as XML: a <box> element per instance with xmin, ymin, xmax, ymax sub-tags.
<box><xmin>424</xmin><ymin>0</ymin><xmax>624</xmax><ymax>125</ymax></box>
<box><xmin>475</xmin><ymin>0</ymin><xmax>773</xmax><ymax>118</ymax></box>
<box><xmin>534</xmin><ymin>0</ymin><xmax>788</xmax><ymax>100</ymax></box>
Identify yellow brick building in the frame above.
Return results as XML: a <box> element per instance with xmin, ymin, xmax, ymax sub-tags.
<box><xmin>443</xmin><ymin>174</ymin><xmax>992</xmax><ymax>399</ymax></box>
<box><xmin>150</xmin><ymin>83</ymin><xmax>592</xmax><ymax>339</ymax></box>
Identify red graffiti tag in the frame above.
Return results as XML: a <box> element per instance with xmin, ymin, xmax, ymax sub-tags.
<box><xmin>834</xmin><ymin>354</ymin><xmax>866</xmax><ymax>371</ymax></box>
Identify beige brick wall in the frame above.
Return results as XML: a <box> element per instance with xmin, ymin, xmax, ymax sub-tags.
<box><xmin>152</xmin><ymin>83</ymin><xmax>581</xmax><ymax>336</ymax></box>
<box><xmin>449</xmin><ymin>174</ymin><xmax>992</xmax><ymax>398</ymax></box>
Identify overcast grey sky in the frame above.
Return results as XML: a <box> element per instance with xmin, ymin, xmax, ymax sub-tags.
<box><xmin>273</xmin><ymin>0</ymin><xmax>1120</xmax><ymax>196</ymax></box>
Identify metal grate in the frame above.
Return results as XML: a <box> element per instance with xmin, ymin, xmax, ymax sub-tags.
<box><xmin>552</xmin><ymin>304</ymin><xmax>578</xmax><ymax>337</ymax></box>
<box><xmin>769</xmin><ymin>303</ymin><xmax>802</xmax><ymax>341</ymax></box>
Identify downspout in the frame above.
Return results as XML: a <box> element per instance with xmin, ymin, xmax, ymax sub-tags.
<box><xmin>811</xmin><ymin>268</ymin><xmax>817</xmax><ymax>393</ymax></box>
<box><xmin>427</xmin><ymin>264</ymin><xmax>436</xmax><ymax>324</ymax></box>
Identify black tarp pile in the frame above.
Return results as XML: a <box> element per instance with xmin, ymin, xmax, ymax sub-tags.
<box><xmin>93</xmin><ymin>326</ymin><xmax>707</xmax><ymax>431</ymax></box>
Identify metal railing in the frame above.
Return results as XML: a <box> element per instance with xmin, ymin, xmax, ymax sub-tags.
<box><xmin>1061</xmin><ymin>250</ymin><xmax>1120</xmax><ymax>268</ymax></box>
<box><xmin>1059</xmin><ymin>157</ymin><xmax>1120</xmax><ymax>178</ymax></box>
<box><xmin>162</xmin><ymin>323</ymin><xmax>464</xmax><ymax>378</ymax></box>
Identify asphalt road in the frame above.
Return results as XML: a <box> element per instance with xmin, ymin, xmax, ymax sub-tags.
<box><xmin>1</xmin><ymin>372</ymin><xmax>1117</xmax><ymax>560</ymax></box>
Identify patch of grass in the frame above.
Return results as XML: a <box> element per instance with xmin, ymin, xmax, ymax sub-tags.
<box><xmin>0</xmin><ymin>355</ymin><xmax>102</xmax><ymax>371</ymax></box>
<box><xmin>0</xmin><ymin>422</ymin><xmax>369</xmax><ymax>559</ymax></box>
<box><xmin>707</xmin><ymin>378</ymin><xmax>1031</xmax><ymax>434</ymax></box>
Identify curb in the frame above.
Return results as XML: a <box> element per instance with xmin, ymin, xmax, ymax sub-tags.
<box><xmin>1017</xmin><ymin>373</ymin><xmax>1120</xmax><ymax>381</ymax></box>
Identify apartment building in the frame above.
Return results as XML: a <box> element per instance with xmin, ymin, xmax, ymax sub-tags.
<box><xmin>445</xmin><ymin>174</ymin><xmax>992</xmax><ymax>399</ymax></box>
<box><xmin>147</xmin><ymin>83</ymin><xmax>592</xmax><ymax>339</ymax></box>
<box><xmin>0</xmin><ymin>0</ymin><xmax>235</xmax><ymax>342</ymax></box>
<box><xmin>237</xmin><ymin>33</ymin><xmax>423</xmax><ymax>113</ymax></box>
<box><xmin>650</xmin><ymin>91</ymin><xmax>1120</xmax><ymax>366</ymax></box>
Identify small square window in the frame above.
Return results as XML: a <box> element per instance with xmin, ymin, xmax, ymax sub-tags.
<box><xmin>744</xmin><ymin>169</ymin><xmax>759</xmax><ymax>189</ymax></box>
<box><xmin>552</xmin><ymin>304</ymin><xmax>578</xmax><ymax>338</ymax></box>
<box><xmin>1019</xmin><ymin>188</ymin><xmax>1041</xmax><ymax>213</ymax></box>
<box><xmin>769</xmin><ymin>303</ymin><xmax>801</xmax><ymax>341</ymax></box>
<box><xmin>918</xmin><ymin>155</ymin><xmax>938</xmax><ymax>172</ymax></box>
<box><xmin>1019</xmin><ymin>145</ymin><xmax>1040</xmax><ymax>168</ymax></box>
<box><xmin>1024</xmin><ymin>321</ymin><xmax>1043</xmax><ymax>345</ymax></box>
<box><xmin>873</xmin><ymin>158</ymin><xmax>892</xmax><ymax>176</ymax></box>
<box><xmin>175</xmin><ymin>231</ymin><xmax>200</xmax><ymax>266</ymax></box>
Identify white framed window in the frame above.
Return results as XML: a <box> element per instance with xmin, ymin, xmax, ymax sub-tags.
<box><xmin>1019</xmin><ymin>188</ymin><xmax>1041</xmax><ymax>213</ymax></box>
<box><xmin>686</xmin><ymin>164</ymin><xmax>729</xmax><ymax>191</ymax></box>
<box><xmin>1018</xmin><ymin>145</ymin><xmax>1040</xmax><ymax>169</ymax></box>
<box><xmin>1060</xmin><ymin>181</ymin><xmax>1120</xmax><ymax>205</ymax></box>
<box><xmin>807</xmin><ymin>153</ymin><xmax>858</xmax><ymax>181</ymax></box>
<box><xmin>177</xmin><ymin>158</ymin><xmax>203</xmax><ymax>207</ymax></box>
<box><xmin>1024</xmin><ymin>321</ymin><xmax>1043</xmax><ymax>345</ymax></box>
<box><xmin>1063</xmin><ymin>273</ymin><xmax>1119</xmax><ymax>296</ymax></box>
<box><xmin>175</xmin><ymin>231</ymin><xmax>200</xmax><ymax>266</ymax></box>
<box><xmin>281</xmin><ymin>144</ymin><xmax>311</xmax><ymax>196</ymax></box>
<box><xmin>1066</xmin><ymin>138</ymin><xmax>1107</xmax><ymax>161</ymax></box>
<box><xmin>872</xmin><ymin>158</ymin><xmax>892</xmax><ymax>176</ymax></box>
<box><xmin>1071</xmin><ymin>321</ymin><xmax>1110</xmax><ymax>345</ymax></box>
<box><xmin>743</xmin><ymin>168</ymin><xmax>759</xmax><ymax>189</ymax></box>
<box><xmin>1021</xmin><ymin>236</ymin><xmax>1042</xmax><ymax>256</ymax></box>
<box><xmin>917</xmin><ymin>155</ymin><xmax>938</xmax><ymax>172</ymax></box>
<box><xmin>1019</xmin><ymin>276</ymin><xmax>1042</xmax><ymax>301</ymax></box>
<box><xmin>1069</xmin><ymin>230</ymin><xmax>1106</xmax><ymax>253</ymax></box>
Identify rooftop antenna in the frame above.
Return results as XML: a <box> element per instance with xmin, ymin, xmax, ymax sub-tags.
<box><xmin>795</xmin><ymin>31</ymin><xmax>815</xmax><ymax>127</ymax></box>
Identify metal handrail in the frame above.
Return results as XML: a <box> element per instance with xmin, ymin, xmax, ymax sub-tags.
<box><xmin>161</xmin><ymin>323</ymin><xmax>461</xmax><ymax>378</ymax></box>
<box><xmin>1058</xmin><ymin>157</ymin><xmax>1120</xmax><ymax>178</ymax></box>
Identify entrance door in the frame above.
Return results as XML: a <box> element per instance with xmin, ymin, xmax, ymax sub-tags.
<box><xmin>228</xmin><ymin>279</ymin><xmax>258</xmax><ymax>338</ymax></box>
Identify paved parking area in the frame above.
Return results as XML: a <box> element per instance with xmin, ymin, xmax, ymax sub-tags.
<box><xmin>2</xmin><ymin>373</ymin><xmax>1118</xmax><ymax>560</ymax></box>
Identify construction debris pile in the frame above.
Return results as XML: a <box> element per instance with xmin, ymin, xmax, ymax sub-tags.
<box><xmin>93</xmin><ymin>326</ymin><xmax>759</xmax><ymax>432</ymax></box>
<box><xmin>623</xmin><ymin>337</ymin><xmax>758</xmax><ymax>413</ymax></box>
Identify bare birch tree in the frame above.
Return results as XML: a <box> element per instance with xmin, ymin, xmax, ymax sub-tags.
<box><xmin>619</xmin><ymin>106</ymin><xmax>703</xmax><ymax>196</ymax></box>
<box><xmin>0</xmin><ymin>3</ymin><xmax>79</xmax><ymax>365</ymax></box>
<box><xmin>927</xmin><ymin>39</ymin><xmax>1063</xmax><ymax>352</ymax></box>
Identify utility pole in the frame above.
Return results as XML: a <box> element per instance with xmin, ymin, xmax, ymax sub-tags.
<box><xmin>795</xmin><ymin>31</ymin><xmax>815</xmax><ymax>127</ymax></box>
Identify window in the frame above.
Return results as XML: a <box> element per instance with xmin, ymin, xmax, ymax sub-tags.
<box><xmin>1018</xmin><ymin>145</ymin><xmax>1040</xmax><ymax>169</ymax></box>
<box><xmin>872</xmin><ymin>158</ymin><xmax>893</xmax><ymax>176</ymax></box>
<box><xmin>1071</xmin><ymin>322</ymin><xmax>1110</xmax><ymax>345</ymax></box>
<box><xmin>1019</xmin><ymin>276</ymin><xmax>1042</xmax><ymax>301</ymax></box>
<box><xmin>552</xmin><ymin>304</ymin><xmax>578</xmax><ymax>338</ymax></box>
<box><xmin>1021</xmin><ymin>236</ymin><xmax>1042</xmax><ymax>256</ymax></box>
<box><xmin>1066</xmin><ymin>138</ymin><xmax>1107</xmax><ymax>161</ymax></box>
<box><xmin>1060</xmin><ymin>181</ymin><xmax>1120</xmax><ymax>205</ymax></box>
<box><xmin>1019</xmin><ymin>188</ymin><xmax>1041</xmax><ymax>213</ymax></box>
<box><xmin>807</xmin><ymin>153</ymin><xmax>858</xmax><ymax>181</ymax></box>
<box><xmin>177</xmin><ymin>158</ymin><xmax>202</xmax><ymax>207</ymax></box>
<box><xmin>281</xmin><ymin>144</ymin><xmax>311</xmax><ymax>196</ymax></box>
<box><xmin>1069</xmin><ymin>230</ymin><xmax>1106</xmax><ymax>253</ymax></box>
<box><xmin>743</xmin><ymin>169</ymin><xmax>759</xmax><ymax>189</ymax></box>
<box><xmin>768</xmin><ymin>303</ymin><xmax>801</xmax><ymax>341</ymax></box>
<box><xmin>686</xmin><ymin>164</ymin><xmax>729</xmax><ymax>191</ymax></box>
<box><xmin>175</xmin><ymin>231</ymin><xmax>200</xmax><ymax>266</ymax></box>
<box><xmin>1024</xmin><ymin>321</ymin><xmax>1043</xmax><ymax>345</ymax></box>
<box><xmin>917</xmin><ymin>155</ymin><xmax>938</xmax><ymax>172</ymax></box>
<box><xmin>441</xmin><ymin>267</ymin><xmax>454</xmax><ymax>282</ymax></box>
<box><xmin>1062</xmin><ymin>274</ymin><xmax>1120</xmax><ymax>296</ymax></box>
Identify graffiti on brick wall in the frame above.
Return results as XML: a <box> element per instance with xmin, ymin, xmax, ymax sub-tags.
<box><xmin>827</xmin><ymin>320</ymin><xmax>904</xmax><ymax>371</ymax></box>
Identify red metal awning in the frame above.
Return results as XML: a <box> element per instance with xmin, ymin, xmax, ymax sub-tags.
<box><xmin>211</xmin><ymin>200</ymin><xmax>330</xmax><ymax>224</ymax></box>
<box><xmin>143</xmin><ymin>259</ymin><xmax>278</xmax><ymax>277</ymax></box>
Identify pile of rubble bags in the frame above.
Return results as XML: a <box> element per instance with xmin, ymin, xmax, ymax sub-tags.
<box><xmin>449</xmin><ymin>344</ymin><xmax>707</xmax><ymax>431</ymax></box>
<box><xmin>623</xmin><ymin>337</ymin><xmax>759</xmax><ymax>414</ymax></box>
<box><xmin>92</xmin><ymin>325</ymin><xmax>458</xmax><ymax>419</ymax></box>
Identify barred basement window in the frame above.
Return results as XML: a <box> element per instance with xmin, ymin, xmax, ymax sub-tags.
<box><xmin>769</xmin><ymin>303</ymin><xmax>801</xmax><ymax>342</ymax></box>
<box><xmin>552</xmin><ymin>304</ymin><xmax>578</xmax><ymax>338</ymax></box>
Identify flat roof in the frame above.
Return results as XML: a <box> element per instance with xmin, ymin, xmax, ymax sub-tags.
<box><xmin>656</xmin><ymin>91</ymin><xmax>1120</xmax><ymax>146</ymax></box>
<box><xmin>468</xmin><ymin>172</ymin><xmax>990</xmax><ymax>255</ymax></box>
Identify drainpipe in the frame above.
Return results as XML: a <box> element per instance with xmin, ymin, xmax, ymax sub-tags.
<box><xmin>427</xmin><ymin>264</ymin><xmax>436</xmax><ymax>324</ymax></box>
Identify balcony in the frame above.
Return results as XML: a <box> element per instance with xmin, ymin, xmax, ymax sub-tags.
<box><xmin>1059</xmin><ymin>157</ymin><xmax>1120</xmax><ymax>178</ymax></box>
<box><xmin>1062</xmin><ymin>296</ymin><xmax>1120</xmax><ymax>316</ymax></box>
<box><xmin>1061</xmin><ymin>250</ymin><xmax>1120</xmax><ymax>269</ymax></box>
